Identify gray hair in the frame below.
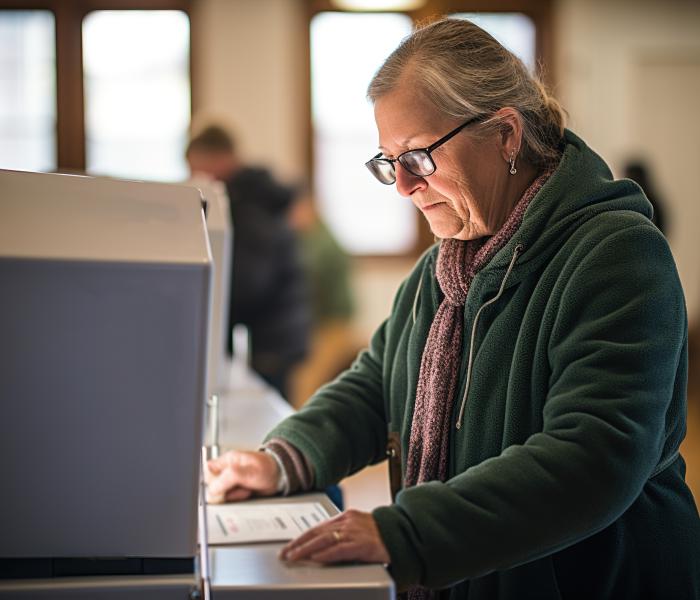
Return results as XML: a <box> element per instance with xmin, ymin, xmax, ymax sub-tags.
<box><xmin>367</xmin><ymin>17</ymin><xmax>565</xmax><ymax>168</ymax></box>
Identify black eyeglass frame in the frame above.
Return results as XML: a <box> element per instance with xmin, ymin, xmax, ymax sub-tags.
<box><xmin>365</xmin><ymin>115</ymin><xmax>482</xmax><ymax>185</ymax></box>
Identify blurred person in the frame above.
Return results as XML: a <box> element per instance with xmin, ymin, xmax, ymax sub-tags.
<box><xmin>287</xmin><ymin>193</ymin><xmax>360</xmax><ymax>408</ymax></box>
<box><xmin>623</xmin><ymin>159</ymin><xmax>668</xmax><ymax>235</ymax></box>
<box><xmin>186</xmin><ymin>125</ymin><xmax>311</xmax><ymax>401</ymax></box>
<box><xmin>205</xmin><ymin>18</ymin><xmax>700</xmax><ymax>599</ymax></box>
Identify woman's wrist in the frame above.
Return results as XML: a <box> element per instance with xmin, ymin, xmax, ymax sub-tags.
<box><xmin>261</xmin><ymin>438</ymin><xmax>315</xmax><ymax>494</ymax></box>
<box><xmin>262</xmin><ymin>447</ymin><xmax>290</xmax><ymax>495</ymax></box>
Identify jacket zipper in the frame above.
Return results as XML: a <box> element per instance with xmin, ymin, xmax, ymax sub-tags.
<box><xmin>455</xmin><ymin>243</ymin><xmax>524</xmax><ymax>430</ymax></box>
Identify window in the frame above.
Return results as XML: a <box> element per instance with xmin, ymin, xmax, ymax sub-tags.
<box><xmin>83</xmin><ymin>10</ymin><xmax>190</xmax><ymax>181</ymax></box>
<box><xmin>310</xmin><ymin>12</ymin><xmax>415</xmax><ymax>255</ymax></box>
<box><xmin>0</xmin><ymin>10</ymin><xmax>56</xmax><ymax>172</ymax></box>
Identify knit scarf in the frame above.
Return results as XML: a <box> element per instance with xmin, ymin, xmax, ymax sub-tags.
<box><xmin>402</xmin><ymin>171</ymin><xmax>551</xmax><ymax>600</ymax></box>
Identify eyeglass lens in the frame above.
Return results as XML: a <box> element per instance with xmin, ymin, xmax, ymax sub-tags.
<box><xmin>367</xmin><ymin>159</ymin><xmax>396</xmax><ymax>184</ymax></box>
<box><xmin>400</xmin><ymin>151</ymin><xmax>435</xmax><ymax>177</ymax></box>
<box><xmin>366</xmin><ymin>150</ymin><xmax>436</xmax><ymax>185</ymax></box>
<box><xmin>366</xmin><ymin>116</ymin><xmax>481</xmax><ymax>185</ymax></box>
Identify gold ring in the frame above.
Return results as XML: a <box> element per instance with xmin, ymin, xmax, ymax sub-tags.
<box><xmin>332</xmin><ymin>530</ymin><xmax>342</xmax><ymax>543</ymax></box>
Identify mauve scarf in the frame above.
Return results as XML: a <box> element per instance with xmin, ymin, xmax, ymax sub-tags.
<box><xmin>403</xmin><ymin>171</ymin><xmax>550</xmax><ymax>600</ymax></box>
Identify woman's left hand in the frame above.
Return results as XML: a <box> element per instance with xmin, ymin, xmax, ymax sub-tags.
<box><xmin>279</xmin><ymin>509</ymin><xmax>391</xmax><ymax>565</ymax></box>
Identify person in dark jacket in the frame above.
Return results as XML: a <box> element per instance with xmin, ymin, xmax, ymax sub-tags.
<box><xmin>623</xmin><ymin>160</ymin><xmax>669</xmax><ymax>235</ymax></box>
<box><xmin>187</xmin><ymin>126</ymin><xmax>311</xmax><ymax>400</ymax></box>
<box><xmin>204</xmin><ymin>18</ymin><xmax>700</xmax><ymax>599</ymax></box>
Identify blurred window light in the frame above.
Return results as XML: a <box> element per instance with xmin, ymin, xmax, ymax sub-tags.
<box><xmin>452</xmin><ymin>13</ymin><xmax>536</xmax><ymax>72</ymax></box>
<box><xmin>331</xmin><ymin>0</ymin><xmax>426</xmax><ymax>10</ymax></box>
<box><xmin>0</xmin><ymin>10</ymin><xmax>56</xmax><ymax>172</ymax></box>
<box><xmin>83</xmin><ymin>10</ymin><xmax>190</xmax><ymax>181</ymax></box>
<box><xmin>311</xmin><ymin>11</ymin><xmax>415</xmax><ymax>255</ymax></box>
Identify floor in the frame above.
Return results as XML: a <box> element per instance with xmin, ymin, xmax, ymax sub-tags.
<box><xmin>341</xmin><ymin>354</ymin><xmax>700</xmax><ymax>512</ymax></box>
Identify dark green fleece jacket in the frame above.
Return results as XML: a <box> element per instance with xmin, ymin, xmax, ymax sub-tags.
<box><xmin>266</xmin><ymin>131</ymin><xmax>700</xmax><ymax>599</ymax></box>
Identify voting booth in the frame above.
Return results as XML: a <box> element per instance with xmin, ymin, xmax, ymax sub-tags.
<box><xmin>185</xmin><ymin>177</ymin><xmax>232</xmax><ymax>398</ymax></box>
<box><xmin>0</xmin><ymin>169</ymin><xmax>394</xmax><ymax>600</ymax></box>
<box><xmin>0</xmin><ymin>170</ymin><xmax>212</xmax><ymax>597</ymax></box>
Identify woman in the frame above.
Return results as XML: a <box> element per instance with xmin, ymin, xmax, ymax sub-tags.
<box><xmin>206</xmin><ymin>18</ymin><xmax>700</xmax><ymax>599</ymax></box>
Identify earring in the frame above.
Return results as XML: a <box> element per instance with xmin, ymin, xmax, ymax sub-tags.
<box><xmin>509</xmin><ymin>150</ymin><xmax>517</xmax><ymax>175</ymax></box>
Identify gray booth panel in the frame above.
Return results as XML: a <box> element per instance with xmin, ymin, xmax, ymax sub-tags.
<box><xmin>0</xmin><ymin>259</ymin><xmax>210</xmax><ymax>558</ymax></box>
<box><xmin>0</xmin><ymin>169</ymin><xmax>212</xmax><ymax>561</ymax></box>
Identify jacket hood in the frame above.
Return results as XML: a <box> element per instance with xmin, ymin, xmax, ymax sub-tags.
<box><xmin>473</xmin><ymin>129</ymin><xmax>654</xmax><ymax>286</ymax></box>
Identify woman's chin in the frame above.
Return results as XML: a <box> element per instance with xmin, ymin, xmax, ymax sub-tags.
<box><xmin>429</xmin><ymin>220</ymin><xmax>470</xmax><ymax>241</ymax></box>
<box><xmin>425</xmin><ymin>215</ymin><xmax>462</xmax><ymax>240</ymax></box>
<box><xmin>451</xmin><ymin>227</ymin><xmax>479</xmax><ymax>241</ymax></box>
<box><xmin>431</xmin><ymin>214</ymin><xmax>491</xmax><ymax>241</ymax></box>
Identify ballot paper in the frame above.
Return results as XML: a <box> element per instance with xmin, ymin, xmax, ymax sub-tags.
<box><xmin>206</xmin><ymin>502</ymin><xmax>331</xmax><ymax>545</ymax></box>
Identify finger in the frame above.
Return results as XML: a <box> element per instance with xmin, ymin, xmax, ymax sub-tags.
<box><xmin>282</xmin><ymin>530</ymin><xmax>338</xmax><ymax>562</ymax></box>
<box><xmin>206</xmin><ymin>455</ymin><xmax>230</xmax><ymax>475</ymax></box>
<box><xmin>280</xmin><ymin>509</ymin><xmax>351</xmax><ymax>557</ymax></box>
<box><xmin>207</xmin><ymin>466</ymin><xmax>242</xmax><ymax>498</ymax></box>
<box><xmin>309</xmin><ymin>541</ymin><xmax>360</xmax><ymax>564</ymax></box>
<box><xmin>206</xmin><ymin>486</ymin><xmax>226</xmax><ymax>504</ymax></box>
<box><xmin>280</xmin><ymin>523</ymin><xmax>333</xmax><ymax>557</ymax></box>
<box><xmin>204</xmin><ymin>463</ymin><xmax>220</xmax><ymax>485</ymax></box>
<box><xmin>225</xmin><ymin>487</ymin><xmax>253</xmax><ymax>502</ymax></box>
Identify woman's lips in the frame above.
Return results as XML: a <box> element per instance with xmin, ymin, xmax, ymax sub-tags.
<box><xmin>422</xmin><ymin>202</ymin><xmax>444</xmax><ymax>211</ymax></box>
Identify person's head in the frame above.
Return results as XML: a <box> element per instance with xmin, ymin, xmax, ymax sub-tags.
<box><xmin>186</xmin><ymin>125</ymin><xmax>239</xmax><ymax>181</ymax></box>
<box><xmin>366</xmin><ymin>17</ymin><xmax>565</xmax><ymax>241</ymax></box>
<box><xmin>622</xmin><ymin>161</ymin><xmax>652</xmax><ymax>191</ymax></box>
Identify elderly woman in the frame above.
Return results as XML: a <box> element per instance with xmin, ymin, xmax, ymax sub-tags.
<box><xmin>206</xmin><ymin>18</ymin><xmax>700</xmax><ymax>599</ymax></box>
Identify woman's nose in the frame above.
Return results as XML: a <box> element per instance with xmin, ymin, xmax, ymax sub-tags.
<box><xmin>395</xmin><ymin>163</ymin><xmax>428</xmax><ymax>197</ymax></box>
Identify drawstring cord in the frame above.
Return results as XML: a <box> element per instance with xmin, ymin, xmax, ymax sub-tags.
<box><xmin>412</xmin><ymin>271</ymin><xmax>424</xmax><ymax>325</ymax></box>
<box><xmin>456</xmin><ymin>243</ymin><xmax>524</xmax><ymax>430</ymax></box>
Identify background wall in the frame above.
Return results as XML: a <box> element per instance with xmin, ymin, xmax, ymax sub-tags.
<box><xmin>191</xmin><ymin>0</ymin><xmax>307</xmax><ymax>184</ymax></box>
<box><xmin>192</xmin><ymin>0</ymin><xmax>700</xmax><ymax>336</ymax></box>
<box><xmin>555</xmin><ymin>0</ymin><xmax>700</xmax><ymax>329</ymax></box>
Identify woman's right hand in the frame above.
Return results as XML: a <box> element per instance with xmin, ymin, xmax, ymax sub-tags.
<box><xmin>205</xmin><ymin>450</ymin><xmax>280</xmax><ymax>503</ymax></box>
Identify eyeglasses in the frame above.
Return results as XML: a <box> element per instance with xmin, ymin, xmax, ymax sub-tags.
<box><xmin>365</xmin><ymin>116</ymin><xmax>481</xmax><ymax>185</ymax></box>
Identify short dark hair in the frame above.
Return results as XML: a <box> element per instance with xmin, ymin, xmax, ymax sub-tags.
<box><xmin>186</xmin><ymin>125</ymin><xmax>235</xmax><ymax>156</ymax></box>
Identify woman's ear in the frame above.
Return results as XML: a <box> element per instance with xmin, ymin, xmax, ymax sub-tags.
<box><xmin>492</xmin><ymin>107</ymin><xmax>524</xmax><ymax>162</ymax></box>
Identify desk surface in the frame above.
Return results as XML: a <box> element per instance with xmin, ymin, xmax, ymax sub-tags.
<box><xmin>208</xmin><ymin>493</ymin><xmax>394</xmax><ymax>599</ymax></box>
<box><xmin>208</xmin><ymin>377</ymin><xmax>395</xmax><ymax>599</ymax></box>
<box><xmin>214</xmin><ymin>373</ymin><xmax>295</xmax><ymax>451</ymax></box>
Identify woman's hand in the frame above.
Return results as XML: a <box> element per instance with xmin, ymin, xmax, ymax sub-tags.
<box><xmin>279</xmin><ymin>509</ymin><xmax>390</xmax><ymax>565</ymax></box>
<box><xmin>205</xmin><ymin>450</ymin><xmax>280</xmax><ymax>503</ymax></box>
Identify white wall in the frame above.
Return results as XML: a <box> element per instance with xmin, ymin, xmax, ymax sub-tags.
<box><xmin>191</xmin><ymin>0</ymin><xmax>307</xmax><ymax>184</ymax></box>
<box><xmin>554</xmin><ymin>0</ymin><xmax>700</xmax><ymax>160</ymax></box>
<box><xmin>555</xmin><ymin>0</ymin><xmax>700</xmax><ymax>326</ymax></box>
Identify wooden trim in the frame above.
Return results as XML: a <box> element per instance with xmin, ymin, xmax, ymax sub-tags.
<box><xmin>690</xmin><ymin>323</ymin><xmax>700</xmax><ymax>359</ymax></box>
<box><xmin>54</xmin><ymin>2</ymin><xmax>85</xmax><ymax>171</ymax></box>
<box><xmin>0</xmin><ymin>2</ymin><xmax>54</xmax><ymax>8</ymax></box>
<box><xmin>80</xmin><ymin>0</ymin><xmax>190</xmax><ymax>9</ymax></box>
<box><xmin>303</xmin><ymin>0</ymin><xmax>315</xmax><ymax>188</ymax></box>
<box><xmin>0</xmin><ymin>0</ymin><xmax>189</xmax><ymax>6</ymax></box>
